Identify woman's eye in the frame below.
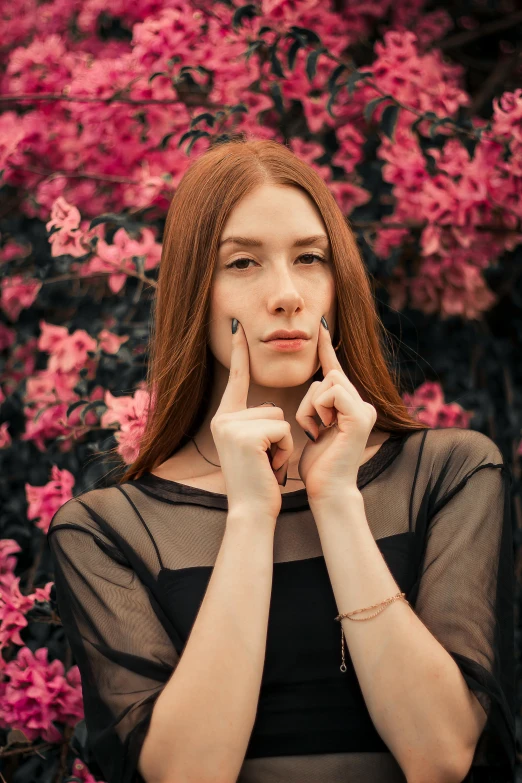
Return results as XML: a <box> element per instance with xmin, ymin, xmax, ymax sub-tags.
<box><xmin>225</xmin><ymin>253</ymin><xmax>326</xmax><ymax>271</ymax></box>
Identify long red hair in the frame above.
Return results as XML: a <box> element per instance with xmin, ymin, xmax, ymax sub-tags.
<box><xmin>116</xmin><ymin>136</ymin><xmax>428</xmax><ymax>484</ymax></box>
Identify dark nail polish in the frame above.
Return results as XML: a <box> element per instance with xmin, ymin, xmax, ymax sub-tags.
<box><xmin>231</xmin><ymin>318</ymin><xmax>238</xmax><ymax>334</ymax></box>
<box><xmin>321</xmin><ymin>315</ymin><xmax>329</xmax><ymax>331</ymax></box>
<box><xmin>282</xmin><ymin>469</ymin><xmax>288</xmax><ymax>487</ymax></box>
<box><xmin>304</xmin><ymin>430</ymin><xmax>316</xmax><ymax>443</ymax></box>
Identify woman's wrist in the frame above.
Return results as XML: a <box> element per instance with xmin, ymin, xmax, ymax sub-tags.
<box><xmin>226</xmin><ymin>504</ymin><xmax>277</xmax><ymax>534</ymax></box>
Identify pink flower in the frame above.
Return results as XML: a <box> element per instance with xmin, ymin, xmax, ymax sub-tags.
<box><xmin>38</xmin><ymin>321</ymin><xmax>97</xmax><ymax>373</ymax></box>
<box><xmin>0</xmin><ymin>323</ymin><xmax>15</xmax><ymax>351</ymax></box>
<box><xmin>1</xmin><ymin>275</ymin><xmax>41</xmax><ymax>322</ymax></box>
<box><xmin>0</xmin><ymin>540</ymin><xmax>22</xmax><ymax>577</ymax></box>
<box><xmin>46</xmin><ymin>197</ymin><xmax>81</xmax><ymax>234</ymax></box>
<box><xmin>48</xmin><ymin>228</ymin><xmax>90</xmax><ymax>258</ymax></box>
<box><xmin>492</xmin><ymin>88</ymin><xmax>522</xmax><ymax>143</ymax></box>
<box><xmin>81</xmin><ymin>227</ymin><xmax>161</xmax><ymax>293</ymax></box>
<box><xmin>374</xmin><ymin>228</ymin><xmax>410</xmax><ymax>259</ymax></box>
<box><xmin>101</xmin><ymin>387</ymin><xmax>151</xmax><ymax>464</ymax></box>
<box><xmin>0</xmin><ymin>240</ymin><xmax>31</xmax><ymax>263</ymax></box>
<box><xmin>97</xmin><ymin>329</ymin><xmax>129</xmax><ymax>355</ymax></box>
<box><xmin>329</xmin><ymin>181</ymin><xmax>371</xmax><ymax>214</ymax></box>
<box><xmin>0</xmin><ymin>647</ymin><xmax>83</xmax><ymax>743</ymax></box>
<box><xmin>403</xmin><ymin>381</ymin><xmax>472</xmax><ymax>428</ymax></box>
<box><xmin>0</xmin><ymin>422</ymin><xmax>11</xmax><ymax>449</ymax></box>
<box><xmin>0</xmin><ymin>575</ymin><xmax>34</xmax><ymax>649</ymax></box>
<box><xmin>25</xmin><ymin>465</ymin><xmax>76</xmax><ymax>534</ymax></box>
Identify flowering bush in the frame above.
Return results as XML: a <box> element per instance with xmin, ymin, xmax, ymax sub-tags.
<box><xmin>0</xmin><ymin>0</ymin><xmax>521</xmax><ymax>778</ymax></box>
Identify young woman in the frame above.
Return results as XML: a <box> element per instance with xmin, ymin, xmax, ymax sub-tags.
<box><xmin>47</xmin><ymin>138</ymin><xmax>515</xmax><ymax>783</ymax></box>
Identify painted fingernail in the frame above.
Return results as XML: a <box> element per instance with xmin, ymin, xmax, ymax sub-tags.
<box><xmin>282</xmin><ymin>469</ymin><xmax>288</xmax><ymax>487</ymax></box>
<box><xmin>304</xmin><ymin>430</ymin><xmax>316</xmax><ymax>442</ymax></box>
<box><xmin>231</xmin><ymin>318</ymin><xmax>238</xmax><ymax>334</ymax></box>
<box><xmin>321</xmin><ymin>315</ymin><xmax>329</xmax><ymax>330</ymax></box>
<box><xmin>319</xmin><ymin>417</ymin><xmax>325</xmax><ymax>427</ymax></box>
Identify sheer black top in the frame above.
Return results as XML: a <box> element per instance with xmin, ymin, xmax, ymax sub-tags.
<box><xmin>46</xmin><ymin>427</ymin><xmax>516</xmax><ymax>783</ymax></box>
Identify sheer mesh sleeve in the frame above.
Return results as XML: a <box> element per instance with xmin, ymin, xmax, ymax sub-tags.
<box><xmin>47</xmin><ymin>497</ymin><xmax>180</xmax><ymax>783</ymax></box>
<box><xmin>412</xmin><ymin>431</ymin><xmax>516</xmax><ymax>780</ymax></box>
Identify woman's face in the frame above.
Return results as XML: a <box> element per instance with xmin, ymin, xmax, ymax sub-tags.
<box><xmin>209</xmin><ymin>183</ymin><xmax>337</xmax><ymax>388</ymax></box>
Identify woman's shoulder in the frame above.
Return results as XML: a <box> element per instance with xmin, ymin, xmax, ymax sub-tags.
<box><xmin>47</xmin><ymin>483</ymin><xmax>129</xmax><ymax>537</ymax></box>
<box><xmin>411</xmin><ymin>427</ymin><xmax>507</xmax><ymax>502</ymax></box>
<box><xmin>422</xmin><ymin>426</ymin><xmax>504</xmax><ymax>464</ymax></box>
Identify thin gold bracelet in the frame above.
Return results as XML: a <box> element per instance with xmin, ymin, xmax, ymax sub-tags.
<box><xmin>335</xmin><ymin>592</ymin><xmax>409</xmax><ymax>673</ymax></box>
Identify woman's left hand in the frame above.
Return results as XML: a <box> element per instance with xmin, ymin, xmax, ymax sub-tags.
<box><xmin>296</xmin><ymin>318</ymin><xmax>377</xmax><ymax>503</ymax></box>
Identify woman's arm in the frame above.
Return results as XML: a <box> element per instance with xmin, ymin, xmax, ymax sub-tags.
<box><xmin>310</xmin><ymin>489</ymin><xmax>487</xmax><ymax>783</ymax></box>
<box><xmin>138</xmin><ymin>508</ymin><xmax>275</xmax><ymax>783</ymax></box>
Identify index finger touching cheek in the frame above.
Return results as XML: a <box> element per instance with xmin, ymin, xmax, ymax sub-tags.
<box><xmin>217</xmin><ymin>318</ymin><xmax>251</xmax><ymax>415</ymax></box>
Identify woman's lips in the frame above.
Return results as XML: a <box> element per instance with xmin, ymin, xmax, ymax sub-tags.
<box><xmin>263</xmin><ymin>338</ymin><xmax>309</xmax><ymax>352</ymax></box>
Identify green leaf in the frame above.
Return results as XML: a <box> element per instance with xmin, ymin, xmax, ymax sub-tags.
<box><xmin>290</xmin><ymin>29</ymin><xmax>308</xmax><ymax>48</ymax></box>
<box><xmin>176</xmin><ymin>71</ymin><xmax>197</xmax><ymax>87</ymax></box>
<box><xmin>133</xmin><ymin>255</ymin><xmax>145</xmax><ymax>276</ymax></box>
<box><xmin>364</xmin><ymin>95</ymin><xmax>393</xmax><ymax>124</ymax></box>
<box><xmin>327</xmin><ymin>63</ymin><xmax>348</xmax><ymax>94</ymax></box>
<box><xmin>186</xmin><ymin>130</ymin><xmax>210</xmax><ymax>155</ymax></box>
<box><xmin>190</xmin><ymin>113</ymin><xmax>216</xmax><ymax>128</ymax></box>
<box><xmin>79</xmin><ymin>400</ymin><xmax>108</xmax><ymax>426</ymax></box>
<box><xmin>229</xmin><ymin>104</ymin><xmax>248</xmax><ymax>114</ymax></box>
<box><xmin>326</xmin><ymin>84</ymin><xmax>342</xmax><ymax>119</ymax></box>
<box><xmin>428</xmin><ymin>116</ymin><xmax>453</xmax><ymax>138</ymax></box>
<box><xmin>411</xmin><ymin>116</ymin><xmax>424</xmax><ymax>138</ymax></box>
<box><xmin>178</xmin><ymin>129</ymin><xmax>195</xmax><ymax>148</ymax></box>
<box><xmin>347</xmin><ymin>70</ymin><xmax>367</xmax><ymax>95</ymax></box>
<box><xmin>89</xmin><ymin>213</ymin><xmax>129</xmax><ymax>230</ymax></box>
<box><xmin>66</xmin><ymin>400</ymin><xmax>90</xmax><ymax>418</ymax></box>
<box><xmin>270</xmin><ymin>82</ymin><xmax>284</xmax><ymax>115</ymax></box>
<box><xmin>306</xmin><ymin>49</ymin><xmax>322</xmax><ymax>81</ymax></box>
<box><xmin>270</xmin><ymin>47</ymin><xmax>284</xmax><ymax>78</ymax></box>
<box><xmin>244</xmin><ymin>40</ymin><xmax>263</xmax><ymax>61</ymax></box>
<box><xmin>381</xmin><ymin>104</ymin><xmax>400</xmax><ymax>140</ymax></box>
<box><xmin>287</xmin><ymin>38</ymin><xmax>301</xmax><ymax>71</ymax></box>
<box><xmin>159</xmin><ymin>132</ymin><xmax>176</xmax><ymax>151</ymax></box>
<box><xmin>232</xmin><ymin>4</ymin><xmax>258</xmax><ymax>30</ymax></box>
<box><xmin>148</xmin><ymin>71</ymin><xmax>169</xmax><ymax>84</ymax></box>
<box><xmin>290</xmin><ymin>26</ymin><xmax>320</xmax><ymax>44</ymax></box>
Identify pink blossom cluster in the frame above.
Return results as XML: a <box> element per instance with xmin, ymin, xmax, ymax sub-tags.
<box><xmin>45</xmin><ymin>196</ymin><xmax>162</xmax><ymax>292</ymax></box>
<box><xmin>0</xmin><ymin>646</ymin><xmax>83</xmax><ymax>743</ymax></box>
<box><xmin>358</xmin><ymin>32</ymin><xmax>522</xmax><ymax>319</ymax></box>
<box><xmin>0</xmin><ymin>1</ymin><xmax>519</xmax><ymax>326</ymax></box>
<box><xmin>0</xmin><ymin>313</ymin><xmax>132</xmax><ymax>453</ymax></box>
<box><xmin>26</xmin><ymin>465</ymin><xmax>76</xmax><ymax>534</ymax></box>
<box><xmin>0</xmin><ymin>539</ymin><xmax>53</xmax><ymax>653</ymax></box>
<box><xmin>101</xmin><ymin>387</ymin><xmax>151</xmax><ymax>464</ymax></box>
<box><xmin>402</xmin><ymin>381</ymin><xmax>473</xmax><ymax>429</ymax></box>
<box><xmin>0</xmin><ymin>526</ymin><xmax>85</xmax><ymax>745</ymax></box>
<box><xmin>0</xmin><ymin>0</ymin><xmax>403</xmax><ymax>220</ymax></box>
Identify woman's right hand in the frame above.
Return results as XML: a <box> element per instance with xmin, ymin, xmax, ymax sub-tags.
<box><xmin>210</xmin><ymin>319</ymin><xmax>294</xmax><ymax>525</ymax></box>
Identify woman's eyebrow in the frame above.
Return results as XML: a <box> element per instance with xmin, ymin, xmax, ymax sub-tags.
<box><xmin>219</xmin><ymin>234</ymin><xmax>329</xmax><ymax>248</ymax></box>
